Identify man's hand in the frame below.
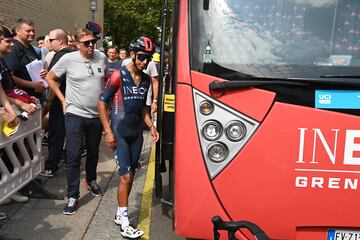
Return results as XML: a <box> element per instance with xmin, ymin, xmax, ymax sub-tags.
<box><xmin>0</xmin><ymin>109</ymin><xmax>19</xmax><ymax>128</ymax></box>
<box><xmin>39</xmin><ymin>69</ymin><xmax>48</xmax><ymax>79</ymax></box>
<box><xmin>105</xmin><ymin>131</ymin><xmax>116</xmax><ymax>149</ymax></box>
<box><xmin>19</xmin><ymin>102</ymin><xmax>37</xmax><ymax>115</ymax></box>
<box><xmin>151</xmin><ymin>102</ymin><xmax>158</xmax><ymax>113</ymax></box>
<box><xmin>61</xmin><ymin>100</ymin><xmax>66</xmax><ymax>115</ymax></box>
<box><xmin>150</xmin><ymin>126</ymin><xmax>159</xmax><ymax>143</ymax></box>
<box><xmin>32</xmin><ymin>81</ymin><xmax>46</xmax><ymax>93</ymax></box>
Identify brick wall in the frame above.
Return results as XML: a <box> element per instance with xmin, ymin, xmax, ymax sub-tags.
<box><xmin>0</xmin><ymin>0</ymin><xmax>104</xmax><ymax>45</ymax></box>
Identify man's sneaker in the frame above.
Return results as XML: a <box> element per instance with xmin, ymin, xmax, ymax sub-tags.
<box><xmin>120</xmin><ymin>225</ymin><xmax>144</xmax><ymax>239</ymax></box>
<box><xmin>114</xmin><ymin>214</ymin><xmax>122</xmax><ymax>225</ymax></box>
<box><xmin>42</xmin><ymin>132</ymin><xmax>48</xmax><ymax>146</ymax></box>
<box><xmin>80</xmin><ymin>145</ymin><xmax>87</xmax><ymax>157</ymax></box>
<box><xmin>0</xmin><ymin>212</ymin><xmax>7</xmax><ymax>220</ymax></box>
<box><xmin>40</xmin><ymin>169</ymin><xmax>55</xmax><ymax>178</ymax></box>
<box><xmin>10</xmin><ymin>192</ymin><xmax>28</xmax><ymax>203</ymax></box>
<box><xmin>63</xmin><ymin>197</ymin><xmax>78</xmax><ymax>215</ymax></box>
<box><xmin>84</xmin><ymin>180</ymin><xmax>102</xmax><ymax>197</ymax></box>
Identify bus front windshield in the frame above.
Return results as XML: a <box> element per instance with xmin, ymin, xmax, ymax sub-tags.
<box><xmin>191</xmin><ymin>0</ymin><xmax>360</xmax><ymax>79</ymax></box>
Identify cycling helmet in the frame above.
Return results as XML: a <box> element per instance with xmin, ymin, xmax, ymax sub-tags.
<box><xmin>129</xmin><ymin>36</ymin><xmax>154</xmax><ymax>55</ymax></box>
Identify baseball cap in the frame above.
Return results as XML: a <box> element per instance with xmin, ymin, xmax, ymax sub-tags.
<box><xmin>0</xmin><ymin>25</ymin><xmax>15</xmax><ymax>38</ymax></box>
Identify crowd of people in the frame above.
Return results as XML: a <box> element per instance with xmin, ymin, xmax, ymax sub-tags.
<box><xmin>0</xmin><ymin>17</ymin><xmax>160</xmax><ymax>239</ymax></box>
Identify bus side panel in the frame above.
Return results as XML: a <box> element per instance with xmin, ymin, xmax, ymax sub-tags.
<box><xmin>174</xmin><ymin>84</ymin><xmax>231</xmax><ymax>239</ymax></box>
<box><xmin>191</xmin><ymin>71</ymin><xmax>275</xmax><ymax>122</ymax></box>
<box><xmin>213</xmin><ymin>102</ymin><xmax>360</xmax><ymax>239</ymax></box>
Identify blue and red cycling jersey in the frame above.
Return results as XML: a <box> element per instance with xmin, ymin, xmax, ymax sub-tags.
<box><xmin>100</xmin><ymin>66</ymin><xmax>150</xmax><ymax>128</ymax></box>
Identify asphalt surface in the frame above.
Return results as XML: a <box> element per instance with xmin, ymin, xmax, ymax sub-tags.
<box><xmin>0</xmin><ymin>131</ymin><xmax>180</xmax><ymax>240</ymax></box>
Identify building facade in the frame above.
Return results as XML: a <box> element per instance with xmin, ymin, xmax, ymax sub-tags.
<box><xmin>0</xmin><ymin>0</ymin><xmax>104</xmax><ymax>45</ymax></box>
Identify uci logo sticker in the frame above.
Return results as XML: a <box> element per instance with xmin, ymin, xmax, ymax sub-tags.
<box><xmin>318</xmin><ymin>93</ymin><xmax>332</xmax><ymax>104</ymax></box>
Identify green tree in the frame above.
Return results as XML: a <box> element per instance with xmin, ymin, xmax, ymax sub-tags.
<box><xmin>104</xmin><ymin>0</ymin><xmax>164</xmax><ymax>49</ymax></box>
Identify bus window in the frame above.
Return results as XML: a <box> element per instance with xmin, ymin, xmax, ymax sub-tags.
<box><xmin>191</xmin><ymin>0</ymin><xmax>360</xmax><ymax>78</ymax></box>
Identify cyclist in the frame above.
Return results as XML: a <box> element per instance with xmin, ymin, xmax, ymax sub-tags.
<box><xmin>98</xmin><ymin>36</ymin><xmax>159</xmax><ymax>238</ymax></box>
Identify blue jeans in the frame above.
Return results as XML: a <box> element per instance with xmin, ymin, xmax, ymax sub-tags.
<box><xmin>45</xmin><ymin>105</ymin><xmax>65</xmax><ymax>172</ymax></box>
<box><xmin>65</xmin><ymin>113</ymin><xmax>103</xmax><ymax>199</ymax></box>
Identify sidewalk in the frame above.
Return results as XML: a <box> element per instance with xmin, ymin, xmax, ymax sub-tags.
<box><xmin>0</xmin><ymin>132</ymin><xmax>153</xmax><ymax>240</ymax></box>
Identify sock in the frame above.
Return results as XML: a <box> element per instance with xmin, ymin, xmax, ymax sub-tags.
<box><xmin>117</xmin><ymin>207</ymin><xmax>122</xmax><ymax>217</ymax></box>
<box><xmin>119</xmin><ymin>207</ymin><xmax>129</xmax><ymax>229</ymax></box>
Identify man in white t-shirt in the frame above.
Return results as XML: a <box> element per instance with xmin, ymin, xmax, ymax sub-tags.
<box><xmin>46</xmin><ymin>28</ymin><xmax>108</xmax><ymax>215</ymax></box>
<box><xmin>144</xmin><ymin>60</ymin><xmax>159</xmax><ymax>113</ymax></box>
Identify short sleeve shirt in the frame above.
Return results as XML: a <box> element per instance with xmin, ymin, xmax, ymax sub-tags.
<box><xmin>51</xmin><ymin>50</ymin><xmax>107</xmax><ymax>118</ymax></box>
<box><xmin>144</xmin><ymin>61</ymin><xmax>159</xmax><ymax>78</ymax></box>
<box><xmin>100</xmin><ymin>66</ymin><xmax>150</xmax><ymax>127</ymax></box>
<box><xmin>0</xmin><ymin>58</ymin><xmax>16</xmax><ymax>92</ymax></box>
<box><xmin>4</xmin><ymin>39</ymin><xmax>41</xmax><ymax>97</ymax></box>
<box><xmin>107</xmin><ymin>59</ymin><xmax>122</xmax><ymax>75</ymax></box>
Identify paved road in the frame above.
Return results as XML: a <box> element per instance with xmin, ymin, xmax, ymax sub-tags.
<box><xmin>0</xmin><ymin>132</ymin><xmax>180</xmax><ymax>240</ymax></box>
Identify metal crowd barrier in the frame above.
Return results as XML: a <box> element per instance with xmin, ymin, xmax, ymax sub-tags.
<box><xmin>0</xmin><ymin>107</ymin><xmax>44</xmax><ymax>202</ymax></box>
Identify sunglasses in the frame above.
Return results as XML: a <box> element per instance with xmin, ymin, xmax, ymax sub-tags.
<box><xmin>80</xmin><ymin>39</ymin><xmax>97</xmax><ymax>47</ymax></box>
<box><xmin>137</xmin><ymin>53</ymin><xmax>152</xmax><ymax>62</ymax></box>
<box><xmin>85</xmin><ymin>61</ymin><xmax>94</xmax><ymax>76</ymax></box>
<box><xmin>49</xmin><ymin>38</ymin><xmax>58</xmax><ymax>43</ymax></box>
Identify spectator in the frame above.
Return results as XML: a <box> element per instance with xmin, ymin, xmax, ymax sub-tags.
<box><xmin>46</xmin><ymin>28</ymin><xmax>107</xmax><ymax>215</ymax></box>
<box><xmin>0</xmin><ymin>25</ymin><xmax>33</xmax><ymax>206</ymax></box>
<box><xmin>67</xmin><ymin>34</ymin><xmax>77</xmax><ymax>50</ymax></box>
<box><xmin>107</xmin><ymin>45</ymin><xmax>121</xmax><ymax>75</ymax></box>
<box><xmin>119</xmin><ymin>48</ymin><xmax>127</xmax><ymax>60</ymax></box>
<box><xmin>43</xmin><ymin>35</ymin><xmax>55</xmax><ymax>65</ymax></box>
<box><xmin>40</xmin><ymin>29</ymin><xmax>74</xmax><ymax>178</ymax></box>
<box><xmin>0</xmin><ymin>25</ymin><xmax>20</xmax><ymax>126</ymax></box>
<box><xmin>0</xmin><ymin>25</ymin><xmax>36</xmax><ymax>115</ymax></box>
<box><xmin>121</xmin><ymin>50</ymin><xmax>134</xmax><ymax>66</ymax></box>
<box><xmin>4</xmin><ymin>18</ymin><xmax>47</xmax><ymax>102</ymax></box>
<box><xmin>98</xmin><ymin>36</ymin><xmax>159</xmax><ymax>239</ymax></box>
<box><xmin>152</xmin><ymin>52</ymin><xmax>160</xmax><ymax>73</ymax></box>
<box><xmin>36</xmin><ymin>35</ymin><xmax>45</xmax><ymax>48</ymax></box>
<box><xmin>144</xmin><ymin>56</ymin><xmax>159</xmax><ymax>114</ymax></box>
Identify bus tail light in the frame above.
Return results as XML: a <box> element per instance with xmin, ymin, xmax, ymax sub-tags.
<box><xmin>193</xmin><ymin>89</ymin><xmax>260</xmax><ymax>179</ymax></box>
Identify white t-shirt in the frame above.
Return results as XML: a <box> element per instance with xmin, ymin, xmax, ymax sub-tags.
<box><xmin>51</xmin><ymin>50</ymin><xmax>107</xmax><ymax>118</ymax></box>
<box><xmin>144</xmin><ymin>61</ymin><xmax>159</xmax><ymax>106</ymax></box>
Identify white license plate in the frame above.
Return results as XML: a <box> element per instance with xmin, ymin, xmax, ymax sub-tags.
<box><xmin>328</xmin><ymin>230</ymin><xmax>360</xmax><ymax>240</ymax></box>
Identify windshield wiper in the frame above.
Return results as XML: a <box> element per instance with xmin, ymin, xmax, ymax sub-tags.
<box><xmin>321</xmin><ymin>75</ymin><xmax>360</xmax><ymax>79</ymax></box>
<box><xmin>209</xmin><ymin>75</ymin><xmax>360</xmax><ymax>91</ymax></box>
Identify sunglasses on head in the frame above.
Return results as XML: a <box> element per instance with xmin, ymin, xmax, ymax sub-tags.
<box><xmin>80</xmin><ymin>39</ymin><xmax>97</xmax><ymax>47</ymax></box>
<box><xmin>137</xmin><ymin>53</ymin><xmax>152</xmax><ymax>62</ymax></box>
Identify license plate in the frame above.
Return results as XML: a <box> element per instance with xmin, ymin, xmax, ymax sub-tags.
<box><xmin>328</xmin><ymin>229</ymin><xmax>360</xmax><ymax>240</ymax></box>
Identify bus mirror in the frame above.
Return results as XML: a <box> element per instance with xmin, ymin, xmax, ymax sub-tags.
<box><xmin>203</xmin><ymin>0</ymin><xmax>209</xmax><ymax>10</ymax></box>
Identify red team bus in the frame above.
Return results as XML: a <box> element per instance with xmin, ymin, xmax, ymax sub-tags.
<box><xmin>156</xmin><ymin>0</ymin><xmax>360</xmax><ymax>239</ymax></box>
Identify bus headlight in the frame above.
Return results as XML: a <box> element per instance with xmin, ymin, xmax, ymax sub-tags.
<box><xmin>202</xmin><ymin>120</ymin><xmax>222</xmax><ymax>141</ymax></box>
<box><xmin>207</xmin><ymin>142</ymin><xmax>228</xmax><ymax>163</ymax></box>
<box><xmin>225</xmin><ymin>121</ymin><xmax>247</xmax><ymax>142</ymax></box>
<box><xmin>199</xmin><ymin>101</ymin><xmax>214</xmax><ymax>115</ymax></box>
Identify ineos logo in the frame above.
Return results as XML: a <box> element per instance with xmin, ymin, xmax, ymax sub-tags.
<box><xmin>295</xmin><ymin>128</ymin><xmax>360</xmax><ymax>190</ymax></box>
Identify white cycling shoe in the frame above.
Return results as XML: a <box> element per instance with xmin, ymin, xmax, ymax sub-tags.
<box><xmin>120</xmin><ymin>225</ymin><xmax>144</xmax><ymax>239</ymax></box>
<box><xmin>114</xmin><ymin>214</ymin><xmax>122</xmax><ymax>225</ymax></box>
